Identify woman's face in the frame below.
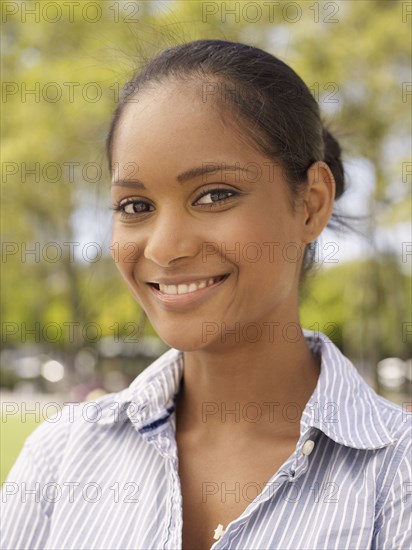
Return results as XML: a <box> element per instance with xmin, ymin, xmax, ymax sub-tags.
<box><xmin>111</xmin><ymin>81</ymin><xmax>310</xmax><ymax>351</ymax></box>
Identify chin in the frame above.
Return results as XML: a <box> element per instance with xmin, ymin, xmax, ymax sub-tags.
<box><xmin>150</xmin><ymin>321</ymin><xmax>215</xmax><ymax>352</ymax></box>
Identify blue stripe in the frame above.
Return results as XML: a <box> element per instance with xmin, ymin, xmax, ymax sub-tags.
<box><xmin>139</xmin><ymin>404</ymin><xmax>176</xmax><ymax>433</ymax></box>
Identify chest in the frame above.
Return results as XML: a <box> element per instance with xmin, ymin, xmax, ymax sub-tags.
<box><xmin>44</xmin><ymin>428</ymin><xmax>377</xmax><ymax>550</ymax></box>
<box><xmin>176</xmin><ymin>433</ymin><xmax>298</xmax><ymax>549</ymax></box>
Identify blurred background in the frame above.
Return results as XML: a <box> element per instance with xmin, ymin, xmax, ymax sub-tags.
<box><xmin>1</xmin><ymin>0</ymin><xmax>411</xmax><ymax>483</ymax></box>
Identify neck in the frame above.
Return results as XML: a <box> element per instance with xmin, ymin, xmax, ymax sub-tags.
<box><xmin>175</xmin><ymin>325</ymin><xmax>320</xmax><ymax>441</ymax></box>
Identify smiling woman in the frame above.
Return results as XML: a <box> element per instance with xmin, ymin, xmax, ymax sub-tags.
<box><xmin>1</xmin><ymin>40</ymin><xmax>411</xmax><ymax>550</ymax></box>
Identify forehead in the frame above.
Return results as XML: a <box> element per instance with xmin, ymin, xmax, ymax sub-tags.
<box><xmin>111</xmin><ymin>79</ymin><xmax>261</xmax><ymax>176</ymax></box>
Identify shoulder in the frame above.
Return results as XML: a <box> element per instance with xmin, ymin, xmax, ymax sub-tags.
<box><xmin>20</xmin><ymin>347</ymin><xmax>182</xmax><ymax>477</ymax></box>
<box><xmin>306</xmin><ymin>329</ymin><xmax>411</xmax><ymax>453</ymax></box>
<box><xmin>18</xmin><ymin>390</ymin><xmax>128</xmax><ymax>478</ymax></box>
<box><xmin>370</xmin><ymin>393</ymin><xmax>412</xmax><ymax>487</ymax></box>
<box><xmin>370</xmin><ymin>397</ymin><xmax>412</xmax><ymax>548</ymax></box>
<box><xmin>372</xmin><ymin>392</ymin><xmax>411</xmax><ymax>446</ymax></box>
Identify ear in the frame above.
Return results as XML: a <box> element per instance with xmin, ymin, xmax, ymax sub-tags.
<box><xmin>301</xmin><ymin>161</ymin><xmax>336</xmax><ymax>243</ymax></box>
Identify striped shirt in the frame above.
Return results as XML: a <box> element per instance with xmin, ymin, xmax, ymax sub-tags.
<box><xmin>1</xmin><ymin>329</ymin><xmax>411</xmax><ymax>549</ymax></box>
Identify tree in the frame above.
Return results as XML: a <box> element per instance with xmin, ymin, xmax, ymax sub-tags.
<box><xmin>1</xmin><ymin>1</ymin><xmax>410</xmax><ymax>393</ymax></box>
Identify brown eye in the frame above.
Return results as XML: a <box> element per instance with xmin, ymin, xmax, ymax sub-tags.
<box><xmin>114</xmin><ymin>199</ymin><xmax>154</xmax><ymax>218</ymax></box>
<box><xmin>122</xmin><ymin>201</ymin><xmax>152</xmax><ymax>214</ymax></box>
<box><xmin>195</xmin><ymin>188</ymin><xmax>238</xmax><ymax>206</ymax></box>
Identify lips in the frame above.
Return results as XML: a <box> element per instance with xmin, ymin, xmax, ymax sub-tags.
<box><xmin>148</xmin><ymin>274</ymin><xmax>228</xmax><ymax>296</ymax></box>
<box><xmin>146</xmin><ymin>273</ymin><xmax>230</xmax><ymax>308</ymax></box>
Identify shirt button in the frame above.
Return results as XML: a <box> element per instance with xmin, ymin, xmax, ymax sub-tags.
<box><xmin>302</xmin><ymin>439</ymin><xmax>315</xmax><ymax>456</ymax></box>
<box><xmin>213</xmin><ymin>524</ymin><xmax>226</xmax><ymax>541</ymax></box>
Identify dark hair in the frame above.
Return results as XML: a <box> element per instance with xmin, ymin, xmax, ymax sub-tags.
<box><xmin>106</xmin><ymin>39</ymin><xmax>351</xmax><ymax>291</ymax></box>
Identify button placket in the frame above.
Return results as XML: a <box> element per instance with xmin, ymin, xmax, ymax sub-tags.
<box><xmin>289</xmin><ymin>433</ymin><xmax>317</xmax><ymax>481</ymax></box>
<box><xmin>163</xmin><ymin>456</ymin><xmax>182</xmax><ymax>549</ymax></box>
<box><xmin>209</xmin><ymin>469</ymin><xmax>292</xmax><ymax>549</ymax></box>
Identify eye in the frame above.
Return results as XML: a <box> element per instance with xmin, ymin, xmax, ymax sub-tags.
<box><xmin>194</xmin><ymin>187</ymin><xmax>238</xmax><ymax>206</ymax></box>
<box><xmin>112</xmin><ymin>199</ymin><xmax>154</xmax><ymax>218</ymax></box>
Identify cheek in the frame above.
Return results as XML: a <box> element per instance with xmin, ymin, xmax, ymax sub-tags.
<box><xmin>222</xmin><ymin>209</ymin><xmax>289</xmax><ymax>261</ymax></box>
<box><xmin>230</xmin><ymin>211</ymin><xmax>302</xmax><ymax>283</ymax></box>
<box><xmin>111</xmin><ymin>225</ymin><xmax>142</xmax><ymax>279</ymax></box>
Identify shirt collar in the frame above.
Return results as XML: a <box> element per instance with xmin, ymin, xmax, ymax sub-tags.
<box><xmin>97</xmin><ymin>347</ymin><xmax>184</xmax><ymax>431</ymax></box>
<box><xmin>97</xmin><ymin>330</ymin><xmax>395</xmax><ymax>450</ymax></box>
<box><xmin>301</xmin><ymin>329</ymin><xmax>395</xmax><ymax>449</ymax></box>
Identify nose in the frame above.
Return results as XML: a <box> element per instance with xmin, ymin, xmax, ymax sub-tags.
<box><xmin>144</xmin><ymin>210</ymin><xmax>199</xmax><ymax>267</ymax></box>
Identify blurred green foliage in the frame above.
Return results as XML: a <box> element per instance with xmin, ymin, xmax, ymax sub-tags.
<box><xmin>1</xmin><ymin>0</ymin><xmax>411</xmax><ymax>393</ymax></box>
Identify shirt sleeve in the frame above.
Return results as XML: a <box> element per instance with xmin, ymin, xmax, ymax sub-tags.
<box><xmin>0</xmin><ymin>409</ymin><xmax>73</xmax><ymax>550</ymax></box>
<box><xmin>0</xmin><ymin>440</ymin><xmax>51</xmax><ymax>549</ymax></box>
<box><xmin>372</xmin><ymin>442</ymin><xmax>412</xmax><ymax>550</ymax></box>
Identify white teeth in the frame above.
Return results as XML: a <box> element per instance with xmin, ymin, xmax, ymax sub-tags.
<box><xmin>158</xmin><ymin>277</ymin><xmax>221</xmax><ymax>295</ymax></box>
<box><xmin>163</xmin><ymin>285</ymin><xmax>177</xmax><ymax>295</ymax></box>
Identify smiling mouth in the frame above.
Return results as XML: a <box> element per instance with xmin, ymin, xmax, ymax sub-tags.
<box><xmin>148</xmin><ymin>274</ymin><xmax>229</xmax><ymax>296</ymax></box>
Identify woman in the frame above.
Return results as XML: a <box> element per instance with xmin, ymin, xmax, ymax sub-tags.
<box><xmin>2</xmin><ymin>40</ymin><xmax>410</xmax><ymax>550</ymax></box>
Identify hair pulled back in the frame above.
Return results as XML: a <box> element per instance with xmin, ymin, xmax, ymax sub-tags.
<box><xmin>106</xmin><ymin>39</ymin><xmax>347</xmax><ymax>287</ymax></box>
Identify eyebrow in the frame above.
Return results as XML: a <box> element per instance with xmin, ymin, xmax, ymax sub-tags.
<box><xmin>111</xmin><ymin>163</ymin><xmax>254</xmax><ymax>188</ymax></box>
<box><xmin>111</xmin><ymin>179</ymin><xmax>146</xmax><ymax>189</ymax></box>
